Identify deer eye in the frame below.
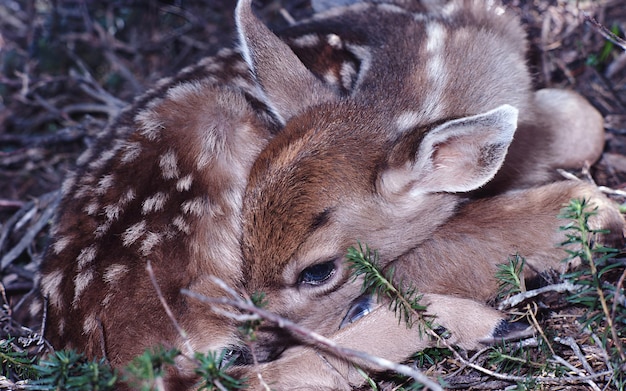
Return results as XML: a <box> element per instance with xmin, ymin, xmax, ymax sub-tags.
<box><xmin>298</xmin><ymin>260</ymin><xmax>336</xmax><ymax>286</ymax></box>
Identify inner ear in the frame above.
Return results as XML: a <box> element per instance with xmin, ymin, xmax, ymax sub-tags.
<box><xmin>379</xmin><ymin>104</ymin><xmax>519</xmax><ymax>198</ymax></box>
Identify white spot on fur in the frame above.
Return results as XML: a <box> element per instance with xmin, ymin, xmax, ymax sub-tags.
<box><xmin>292</xmin><ymin>33</ymin><xmax>320</xmax><ymax>47</ymax></box>
<box><xmin>58</xmin><ymin>318</ymin><xmax>66</xmax><ymax>336</ymax></box>
<box><xmin>377</xmin><ymin>3</ymin><xmax>407</xmax><ymax>14</ymax></box>
<box><xmin>323</xmin><ymin>71</ymin><xmax>339</xmax><ymax>85</ymax></box>
<box><xmin>103</xmin><ymin>264</ymin><xmax>129</xmax><ymax>284</ymax></box>
<box><xmin>122</xmin><ymin>220</ymin><xmax>147</xmax><ymax>246</ymax></box>
<box><xmin>77</xmin><ymin>245</ymin><xmax>97</xmax><ymax>270</ymax></box>
<box><xmin>176</xmin><ymin>174</ymin><xmax>194</xmax><ymax>192</ymax></box>
<box><xmin>136</xmin><ymin>107</ymin><xmax>164</xmax><ymax>141</ymax></box>
<box><xmin>84</xmin><ymin>201</ymin><xmax>100</xmax><ymax>216</ymax></box>
<box><xmin>182</xmin><ymin>197</ymin><xmax>207</xmax><ymax>216</ymax></box>
<box><xmin>94</xmin><ymin>221</ymin><xmax>112</xmax><ymax>238</ymax></box>
<box><xmin>327</xmin><ymin>34</ymin><xmax>342</xmax><ymax>48</ymax></box>
<box><xmin>142</xmin><ymin>192</ymin><xmax>169</xmax><ymax>214</ymax></box>
<box><xmin>82</xmin><ymin>313</ymin><xmax>99</xmax><ymax>335</ymax></box>
<box><xmin>159</xmin><ymin>150</ymin><xmax>180</xmax><ymax>180</ymax></box>
<box><xmin>104</xmin><ymin>204</ymin><xmax>122</xmax><ymax>222</ymax></box>
<box><xmin>421</xmin><ymin>22</ymin><xmax>448</xmax><ymax>120</ymax></box>
<box><xmin>166</xmin><ymin>81</ymin><xmax>200</xmax><ymax>101</ymax></box>
<box><xmin>173</xmin><ymin>215</ymin><xmax>191</xmax><ymax>234</ymax></box>
<box><xmin>120</xmin><ymin>141</ymin><xmax>142</xmax><ymax>163</ymax></box>
<box><xmin>140</xmin><ymin>232</ymin><xmax>162</xmax><ymax>255</ymax></box>
<box><xmin>73</xmin><ymin>269</ymin><xmax>94</xmax><ymax>306</ymax></box>
<box><xmin>121</xmin><ymin>188</ymin><xmax>136</xmax><ymax>204</ymax></box>
<box><xmin>88</xmin><ymin>149</ymin><xmax>116</xmax><ymax>171</ymax></box>
<box><xmin>396</xmin><ymin>111</ymin><xmax>422</xmax><ymax>133</ymax></box>
<box><xmin>96</xmin><ymin>175</ymin><xmax>115</xmax><ymax>195</ymax></box>
<box><xmin>41</xmin><ymin>269</ymin><xmax>64</xmax><ymax>309</ymax></box>
<box><xmin>61</xmin><ymin>173</ymin><xmax>77</xmax><ymax>196</ymax></box>
<box><xmin>53</xmin><ymin>236</ymin><xmax>71</xmax><ymax>254</ymax></box>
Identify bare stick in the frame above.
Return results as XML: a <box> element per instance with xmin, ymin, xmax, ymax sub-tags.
<box><xmin>551</xmin><ymin>355</ymin><xmax>602</xmax><ymax>391</ymax></box>
<box><xmin>146</xmin><ymin>260</ymin><xmax>194</xmax><ymax>357</ymax></box>
<box><xmin>181</xmin><ymin>282</ymin><xmax>445</xmax><ymax>391</ymax></box>
<box><xmin>583</xmin><ymin>13</ymin><xmax>626</xmax><ymax>52</ymax></box>
<box><xmin>498</xmin><ymin>281</ymin><xmax>577</xmax><ymax>310</ymax></box>
<box><xmin>555</xmin><ymin>336</ymin><xmax>595</xmax><ymax>376</ymax></box>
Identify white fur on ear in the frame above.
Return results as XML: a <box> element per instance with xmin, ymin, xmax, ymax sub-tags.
<box><xmin>380</xmin><ymin>104</ymin><xmax>518</xmax><ymax>198</ymax></box>
<box><xmin>235</xmin><ymin>0</ymin><xmax>336</xmax><ymax>124</ymax></box>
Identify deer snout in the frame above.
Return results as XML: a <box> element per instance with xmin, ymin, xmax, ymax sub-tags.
<box><xmin>250</xmin><ymin>325</ymin><xmax>299</xmax><ymax>363</ymax></box>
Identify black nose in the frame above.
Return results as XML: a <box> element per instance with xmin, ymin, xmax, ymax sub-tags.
<box><xmin>239</xmin><ymin>325</ymin><xmax>300</xmax><ymax>363</ymax></box>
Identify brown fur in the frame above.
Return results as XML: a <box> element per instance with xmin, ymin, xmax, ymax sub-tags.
<box><xmin>38</xmin><ymin>50</ymin><xmax>277</xmax><ymax>385</ymax></box>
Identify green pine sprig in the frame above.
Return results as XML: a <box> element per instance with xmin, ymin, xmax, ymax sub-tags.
<box><xmin>345</xmin><ymin>243</ymin><xmax>430</xmax><ymax>330</ymax></box>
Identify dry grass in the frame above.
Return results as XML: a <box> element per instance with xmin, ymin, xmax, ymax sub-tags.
<box><xmin>1</xmin><ymin>0</ymin><xmax>625</xmax><ymax>389</ymax></box>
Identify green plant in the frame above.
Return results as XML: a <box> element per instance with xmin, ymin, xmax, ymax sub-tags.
<box><xmin>0</xmin><ymin>337</ymin><xmax>36</xmax><ymax>380</ymax></box>
<box><xmin>123</xmin><ymin>346</ymin><xmax>179</xmax><ymax>391</ymax></box>
<box><xmin>30</xmin><ymin>350</ymin><xmax>117</xmax><ymax>391</ymax></box>
<box><xmin>496</xmin><ymin>254</ymin><xmax>527</xmax><ymax>300</ymax></box>
<box><xmin>559</xmin><ymin>198</ymin><xmax>626</xmax><ymax>389</ymax></box>
<box><xmin>194</xmin><ymin>350</ymin><xmax>247</xmax><ymax>390</ymax></box>
<box><xmin>346</xmin><ymin>243</ymin><xmax>431</xmax><ymax>330</ymax></box>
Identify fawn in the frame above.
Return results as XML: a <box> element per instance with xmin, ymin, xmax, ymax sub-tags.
<box><xmin>37</xmin><ymin>0</ymin><xmax>624</xmax><ymax>389</ymax></box>
<box><xmin>235</xmin><ymin>0</ymin><xmax>625</xmax><ymax>388</ymax></box>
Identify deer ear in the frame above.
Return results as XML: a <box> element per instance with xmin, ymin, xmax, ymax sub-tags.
<box><xmin>235</xmin><ymin>0</ymin><xmax>336</xmax><ymax>124</ymax></box>
<box><xmin>379</xmin><ymin>104</ymin><xmax>518</xmax><ymax>197</ymax></box>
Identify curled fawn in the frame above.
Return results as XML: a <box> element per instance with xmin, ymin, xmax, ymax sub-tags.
<box><xmin>235</xmin><ymin>0</ymin><xmax>625</xmax><ymax>388</ymax></box>
<box><xmin>37</xmin><ymin>0</ymin><xmax>624</xmax><ymax>389</ymax></box>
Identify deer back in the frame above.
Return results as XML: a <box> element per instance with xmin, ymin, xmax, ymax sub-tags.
<box><xmin>38</xmin><ymin>48</ymin><xmax>277</xmax><ymax>385</ymax></box>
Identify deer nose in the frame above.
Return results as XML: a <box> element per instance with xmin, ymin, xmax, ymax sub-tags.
<box><xmin>339</xmin><ymin>294</ymin><xmax>374</xmax><ymax>329</ymax></box>
<box><xmin>249</xmin><ymin>325</ymin><xmax>298</xmax><ymax>363</ymax></box>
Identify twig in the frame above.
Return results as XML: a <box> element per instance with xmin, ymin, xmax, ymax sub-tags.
<box><xmin>182</xmin><ymin>278</ymin><xmax>445</xmax><ymax>391</ymax></box>
<box><xmin>498</xmin><ymin>281</ymin><xmax>578</xmax><ymax>310</ymax></box>
<box><xmin>0</xmin><ymin>192</ymin><xmax>60</xmax><ymax>271</ymax></box>
<box><xmin>145</xmin><ymin>260</ymin><xmax>194</xmax><ymax>358</ymax></box>
<box><xmin>526</xmin><ymin>302</ymin><xmax>555</xmax><ymax>356</ymax></box>
<box><xmin>551</xmin><ymin>355</ymin><xmax>602</xmax><ymax>391</ymax></box>
<box><xmin>583</xmin><ymin>13</ymin><xmax>626</xmax><ymax>52</ymax></box>
<box><xmin>555</xmin><ymin>336</ymin><xmax>595</xmax><ymax>376</ymax></box>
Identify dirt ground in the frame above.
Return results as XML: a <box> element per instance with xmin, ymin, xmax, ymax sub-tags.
<box><xmin>1</xmin><ymin>0</ymin><xmax>626</xmax><ymax>389</ymax></box>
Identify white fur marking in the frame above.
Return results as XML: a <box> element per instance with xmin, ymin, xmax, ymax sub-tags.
<box><xmin>292</xmin><ymin>34</ymin><xmax>320</xmax><ymax>47</ymax></box>
<box><xmin>53</xmin><ymin>236</ymin><xmax>71</xmax><ymax>254</ymax></box>
<box><xmin>120</xmin><ymin>141</ymin><xmax>142</xmax><ymax>163</ymax></box>
<box><xmin>395</xmin><ymin>111</ymin><xmax>422</xmax><ymax>133</ymax></box>
<box><xmin>103</xmin><ymin>264</ymin><xmax>129</xmax><ymax>284</ymax></box>
<box><xmin>176</xmin><ymin>174</ymin><xmax>194</xmax><ymax>192</ymax></box>
<box><xmin>327</xmin><ymin>34</ymin><xmax>342</xmax><ymax>48</ymax></box>
<box><xmin>159</xmin><ymin>150</ymin><xmax>180</xmax><ymax>180</ymax></box>
<box><xmin>41</xmin><ymin>269</ymin><xmax>64</xmax><ymax>309</ymax></box>
<box><xmin>77</xmin><ymin>245</ymin><xmax>97</xmax><ymax>270</ymax></box>
<box><xmin>173</xmin><ymin>215</ymin><xmax>191</xmax><ymax>234</ymax></box>
<box><xmin>182</xmin><ymin>197</ymin><xmax>206</xmax><ymax>216</ymax></box>
<box><xmin>73</xmin><ymin>269</ymin><xmax>94</xmax><ymax>305</ymax></box>
<box><xmin>82</xmin><ymin>313</ymin><xmax>99</xmax><ymax>335</ymax></box>
<box><xmin>140</xmin><ymin>232</ymin><xmax>162</xmax><ymax>255</ymax></box>
<box><xmin>122</xmin><ymin>220</ymin><xmax>147</xmax><ymax>246</ymax></box>
<box><xmin>142</xmin><ymin>192</ymin><xmax>169</xmax><ymax>214</ymax></box>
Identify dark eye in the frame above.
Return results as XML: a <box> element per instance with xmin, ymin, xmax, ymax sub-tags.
<box><xmin>298</xmin><ymin>261</ymin><xmax>336</xmax><ymax>286</ymax></box>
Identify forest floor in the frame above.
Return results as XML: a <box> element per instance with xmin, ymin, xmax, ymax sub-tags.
<box><xmin>1</xmin><ymin>0</ymin><xmax>626</xmax><ymax>390</ymax></box>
